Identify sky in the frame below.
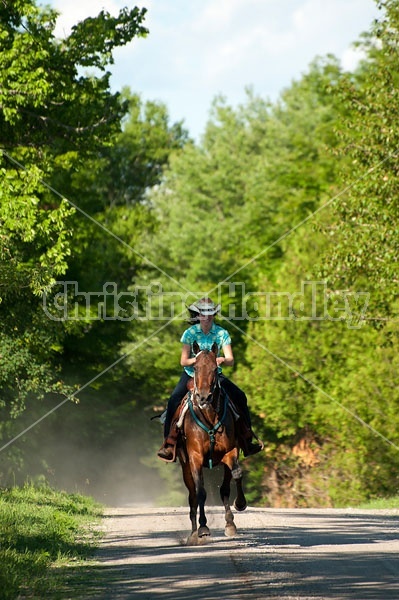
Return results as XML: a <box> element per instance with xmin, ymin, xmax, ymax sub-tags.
<box><xmin>47</xmin><ymin>0</ymin><xmax>381</xmax><ymax>140</ymax></box>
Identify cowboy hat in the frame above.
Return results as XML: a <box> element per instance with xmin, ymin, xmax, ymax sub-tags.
<box><xmin>188</xmin><ymin>298</ymin><xmax>221</xmax><ymax>316</ymax></box>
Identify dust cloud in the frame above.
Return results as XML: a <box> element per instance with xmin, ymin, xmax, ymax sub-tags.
<box><xmin>5</xmin><ymin>404</ymin><xmax>242</xmax><ymax>509</ymax></box>
<box><xmin>47</xmin><ymin>438</ymin><xmax>169</xmax><ymax>506</ymax></box>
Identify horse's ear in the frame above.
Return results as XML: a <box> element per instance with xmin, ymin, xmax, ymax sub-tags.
<box><xmin>211</xmin><ymin>342</ymin><xmax>218</xmax><ymax>356</ymax></box>
<box><xmin>193</xmin><ymin>341</ymin><xmax>200</xmax><ymax>355</ymax></box>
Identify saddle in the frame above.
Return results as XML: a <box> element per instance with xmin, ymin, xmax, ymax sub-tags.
<box><xmin>156</xmin><ymin>380</ymin><xmax>195</xmax><ymax>463</ymax></box>
<box><xmin>157</xmin><ymin>381</ymin><xmax>262</xmax><ymax>463</ymax></box>
<box><xmin>167</xmin><ymin>383</ymin><xmax>240</xmax><ymax>460</ymax></box>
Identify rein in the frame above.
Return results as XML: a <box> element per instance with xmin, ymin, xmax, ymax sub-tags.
<box><xmin>188</xmin><ymin>387</ymin><xmax>227</xmax><ymax>469</ymax></box>
<box><xmin>192</xmin><ymin>350</ymin><xmax>203</xmax><ymax>398</ymax></box>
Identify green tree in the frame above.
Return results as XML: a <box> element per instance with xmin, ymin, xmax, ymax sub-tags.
<box><xmin>2</xmin><ymin>86</ymin><xmax>189</xmax><ymax>493</ymax></box>
<box><xmin>319</xmin><ymin>0</ymin><xmax>399</xmax><ymax>314</ymax></box>
<box><xmin>237</xmin><ymin>226</ymin><xmax>399</xmax><ymax>507</ymax></box>
<box><xmin>130</xmin><ymin>60</ymin><xmax>349</xmax><ymax>505</ymax></box>
<box><xmin>0</xmin><ymin>0</ymin><xmax>148</xmax><ymax>479</ymax></box>
<box><xmin>144</xmin><ymin>57</ymin><xmax>342</xmax><ymax>290</ymax></box>
<box><xmin>234</xmin><ymin>2</ymin><xmax>399</xmax><ymax>506</ymax></box>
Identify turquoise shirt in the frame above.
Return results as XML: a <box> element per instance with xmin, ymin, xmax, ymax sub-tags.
<box><xmin>180</xmin><ymin>323</ymin><xmax>231</xmax><ymax>377</ymax></box>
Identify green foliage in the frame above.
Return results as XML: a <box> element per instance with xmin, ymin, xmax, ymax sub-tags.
<box><xmin>357</xmin><ymin>494</ymin><xmax>399</xmax><ymax>509</ymax></box>
<box><xmin>2</xmin><ymin>0</ymin><xmax>399</xmax><ymax>511</ymax></box>
<box><xmin>139</xmin><ymin>9</ymin><xmax>399</xmax><ymax>507</ymax></box>
<box><xmin>0</xmin><ymin>1</ymin><xmax>147</xmax><ymax>149</ymax></box>
<box><xmin>144</xmin><ymin>63</ymin><xmax>342</xmax><ymax>293</ymax></box>
<box><xmin>0</xmin><ymin>155</ymin><xmax>74</xmax><ymax>297</ymax></box>
<box><xmin>0</xmin><ymin>1</ymin><xmax>154</xmax><ymax>482</ymax></box>
<box><xmin>318</xmin><ymin>1</ymin><xmax>399</xmax><ymax>311</ymax></box>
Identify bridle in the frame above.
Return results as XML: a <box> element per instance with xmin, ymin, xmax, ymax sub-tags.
<box><xmin>189</xmin><ymin>349</ymin><xmax>227</xmax><ymax>469</ymax></box>
<box><xmin>192</xmin><ymin>350</ymin><xmax>221</xmax><ymax>407</ymax></box>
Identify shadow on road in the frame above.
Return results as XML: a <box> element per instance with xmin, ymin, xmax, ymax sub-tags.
<box><xmin>52</xmin><ymin>509</ymin><xmax>399</xmax><ymax>600</ymax></box>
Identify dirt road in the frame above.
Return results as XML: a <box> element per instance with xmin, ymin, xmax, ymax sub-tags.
<box><xmin>71</xmin><ymin>505</ymin><xmax>399</xmax><ymax>599</ymax></box>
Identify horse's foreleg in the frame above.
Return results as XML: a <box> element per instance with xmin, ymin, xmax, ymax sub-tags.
<box><xmin>195</xmin><ymin>469</ymin><xmax>209</xmax><ymax>537</ymax></box>
<box><xmin>232</xmin><ymin>461</ymin><xmax>247</xmax><ymax>512</ymax></box>
<box><xmin>181</xmin><ymin>462</ymin><xmax>198</xmax><ymax>534</ymax></box>
<box><xmin>220</xmin><ymin>462</ymin><xmax>232</xmax><ymax>505</ymax></box>
<box><xmin>220</xmin><ymin>463</ymin><xmax>236</xmax><ymax>537</ymax></box>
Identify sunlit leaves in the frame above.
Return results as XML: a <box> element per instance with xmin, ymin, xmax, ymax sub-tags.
<box><xmin>319</xmin><ymin>2</ymin><xmax>399</xmax><ymax>309</ymax></box>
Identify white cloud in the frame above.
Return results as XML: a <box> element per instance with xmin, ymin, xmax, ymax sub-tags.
<box><xmin>51</xmin><ymin>0</ymin><xmax>124</xmax><ymax>37</ymax></box>
<box><xmin>47</xmin><ymin>0</ymin><xmax>381</xmax><ymax>139</ymax></box>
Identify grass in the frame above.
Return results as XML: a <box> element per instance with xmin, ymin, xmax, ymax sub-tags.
<box><xmin>0</xmin><ymin>483</ymin><xmax>103</xmax><ymax>600</ymax></box>
<box><xmin>356</xmin><ymin>495</ymin><xmax>399</xmax><ymax>510</ymax></box>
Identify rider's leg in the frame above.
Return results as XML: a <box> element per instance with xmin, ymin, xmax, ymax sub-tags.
<box><xmin>219</xmin><ymin>375</ymin><xmax>264</xmax><ymax>457</ymax></box>
<box><xmin>157</xmin><ymin>371</ymin><xmax>191</xmax><ymax>461</ymax></box>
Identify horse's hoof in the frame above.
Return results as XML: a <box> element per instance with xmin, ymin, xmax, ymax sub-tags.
<box><xmin>225</xmin><ymin>524</ymin><xmax>237</xmax><ymax>537</ymax></box>
<box><xmin>233</xmin><ymin>499</ymin><xmax>247</xmax><ymax>512</ymax></box>
<box><xmin>198</xmin><ymin>526</ymin><xmax>210</xmax><ymax>538</ymax></box>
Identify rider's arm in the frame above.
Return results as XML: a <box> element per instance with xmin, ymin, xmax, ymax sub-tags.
<box><xmin>217</xmin><ymin>344</ymin><xmax>234</xmax><ymax>367</ymax></box>
<box><xmin>180</xmin><ymin>343</ymin><xmax>196</xmax><ymax>367</ymax></box>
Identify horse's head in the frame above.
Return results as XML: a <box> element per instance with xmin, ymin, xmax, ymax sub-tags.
<box><xmin>192</xmin><ymin>341</ymin><xmax>219</xmax><ymax>408</ymax></box>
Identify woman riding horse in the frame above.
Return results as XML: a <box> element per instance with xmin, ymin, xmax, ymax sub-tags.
<box><xmin>157</xmin><ymin>297</ymin><xmax>263</xmax><ymax>461</ymax></box>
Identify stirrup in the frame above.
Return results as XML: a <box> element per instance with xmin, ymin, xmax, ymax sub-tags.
<box><xmin>157</xmin><ymin>443</ymin><xmax>177</xmax><ymax>463</ymax></box>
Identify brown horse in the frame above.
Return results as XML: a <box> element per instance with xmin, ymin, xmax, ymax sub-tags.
<box><xmin>177</xmin><ymin>341</ymin><xmax>247</xmax><ymax>543</ymax></box>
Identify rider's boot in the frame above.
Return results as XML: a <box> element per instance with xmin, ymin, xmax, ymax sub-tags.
<box><xmin>157</xmin><ymin>423</ymin><xmax>178</xmax><ymax>462</ymax></box>
<box><xmin>242</xmin><ymin>436</ymin><xmax>264</xmax><ymax>457</ymax></box>
<box><xmin>237</xmin><ymin>419</ymin><xmax>264</xmax><ymax>457</ymax></box>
